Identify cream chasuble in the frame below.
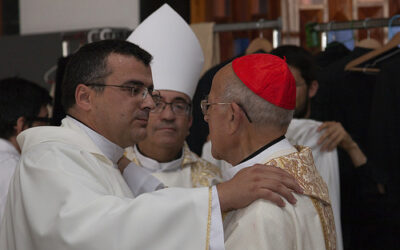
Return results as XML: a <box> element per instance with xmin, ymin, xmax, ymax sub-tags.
<box><xmin>125</xmin><ymin>143</ymin><xmax>222</xmax><ymax>188</ymax></box>
<box><xmin>286</xmin><ymin>118</ymin><xmax>342</xmax><ymax>250</ymax></box>
<box><xmin>202</xmin><ymin>119</ymin><xmax>342</xmax><ymax>250</ymax></box>
<box><xmin>223</xmin><ymin>139</ymin><xmax>336</xmax><ymax>250</ymax></box>
<box><xmin>0</xmin><ymin>118</ymin><xmax>213</xmax><ymax>250</ymax></box>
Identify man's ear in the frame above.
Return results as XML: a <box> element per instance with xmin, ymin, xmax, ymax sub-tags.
<box><xmin>229</xmin><ymin>102</ymin><xmax>245</xmax><ymax>134</ymax></box>
<box><xmin>308</xmin><ymin>80</ymin><xmax>319</xmax><ymax>98</ymax></box>
<box><xmin>75</xmin><ymin>84</ymin><xmax>93</xmax><ymax>111</ymax></box>
<box><xmin>15</xmin><ymin>116</ymin><xmax>27</xmax><ymax>134</ymax></box>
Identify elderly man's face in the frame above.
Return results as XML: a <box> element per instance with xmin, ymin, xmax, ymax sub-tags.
<box><xmin>138</xmin><ymin>90</ymin><xmax>192</xmax><ymax>151</ymax></box>
<box><xmin>204</xmin><ymin>67</ymin><xmax>231</xmax><ymax>160</ymax></box>
<box><xmin>90</xmin><ymin>53</ymin><xmax>155</xmax><ymax>148</ymax></box>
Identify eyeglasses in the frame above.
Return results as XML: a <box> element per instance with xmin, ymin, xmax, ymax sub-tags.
<box><xmin>200</xmin><ymin>99</ymin><xmax>253</xmax><ymax>123</ymax></box>
<box><xmin>85</xmin><ymin>83</ymin><xmax>161</xmax><ymax>102</ymax></box>
<box><xmin>151</xmin><ymin>100</ymin><xmax>192</xmax><ymax>115</ymax></box>
<box><xmin>200</xmin><ymin>100</ymin><xmax>230</xmax><ymax>115</ymax></box>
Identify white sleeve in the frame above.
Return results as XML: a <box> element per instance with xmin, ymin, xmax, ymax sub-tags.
<box><xmin>122</xmin><ymin>162</ymin><xmax>164</xmax><ymax>196</ymax></box>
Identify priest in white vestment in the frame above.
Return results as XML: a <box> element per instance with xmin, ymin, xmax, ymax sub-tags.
<box><xmin>203</xmin><ymin>119</ymin><xmax>342</xmax><ymax>245</ymax></box>
<box><xmin>0</xmin><ymin>39</ymin><xmax>223</xmax><ymax>250</ymax></box>
<box><xmin>202</xmin><ymin>54</ymin><xmax>336</xmax><ymax>250</ymax></box>
<box><xmin>121</xmin><ymin>4</ymin><xmax>222</xmax><ymax>190</ymax></box>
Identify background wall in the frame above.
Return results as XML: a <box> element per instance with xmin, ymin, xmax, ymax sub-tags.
<box><xmin>19</xmin><ymin>0</ymin><xmax>140</xmax><ymax>34</ymax></box>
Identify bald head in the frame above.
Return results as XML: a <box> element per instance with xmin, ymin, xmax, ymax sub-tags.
<box><xmin>211</xmin><ymin>63</ymin><xmax>239</xmax><ymax>99</ymax></box>
<box><xmin>211</xmin><ymin>63</ymin><xmax>293</xmax><ymax>129</ymax></box>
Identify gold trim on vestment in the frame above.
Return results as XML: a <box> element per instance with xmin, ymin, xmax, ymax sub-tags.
<box><xmin>310</xmin><ymin>197</ymin><xmax>336</xmax><ymax>250</ymax></box>
<box><xmin>265</xmin><ymin>145</ymin><xmax>336</xmax><ymax>250</ymax></box>
<box><xmin>206</xmin><ymin>187</ymin><xmax>212</xmax><ymax>250</ymax></box>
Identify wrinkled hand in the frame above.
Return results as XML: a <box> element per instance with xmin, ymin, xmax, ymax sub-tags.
<box><xmin>317</xmin><ymin>121</ymin><xmax>354</xmax><ymax>152</ymax></box>
<box><xmin>217</xmin><ymin>164</ymin><xmax>303</xmax><ymax>212</ymax></box>
<box><xmin>117</xmin><ymin>156</ymin><xmax>131</xmax><ymax>174</ymax></box>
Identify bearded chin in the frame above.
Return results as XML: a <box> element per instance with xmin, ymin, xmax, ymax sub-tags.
<box><xmin>293</xmin><ymin>97</ymin><xmax>309</xmax><ymax>119</ymax></box>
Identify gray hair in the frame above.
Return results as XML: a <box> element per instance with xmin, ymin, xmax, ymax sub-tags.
<box><xmin>221</xmin><ymin>71</ymin><xmax>293</xmax><ymax>129</ymax></box>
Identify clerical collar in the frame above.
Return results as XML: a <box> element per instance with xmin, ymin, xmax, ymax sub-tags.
<box><xmin>67</xmin><ymin>116</ymin><xmax>124</xmax><ymax>165</ymax></box>
<box><xmin>134</xmin><ymin>145</ymin><xmax>183</xmax><ymax>172</ymax></box>
<box><xmin>224</xmin><ymin>137</ymin><xmax>296</xmax><ymax>180</ymax></box>
<box><xmin>239</xmin><ymin>135</ymin><xmax>286</xmax><ymax>164</ymax></box>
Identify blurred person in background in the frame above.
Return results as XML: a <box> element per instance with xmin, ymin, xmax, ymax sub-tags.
<box><xmin>0</xmin><ymin>77</ymin><xmax>52</xmax><ymax>222</ymax></box>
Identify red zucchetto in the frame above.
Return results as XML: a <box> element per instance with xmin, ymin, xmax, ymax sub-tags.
<box><xmin>232</xmin><ymin>54</ymin><xmax>296</xmax><ymax>110</ymax></box>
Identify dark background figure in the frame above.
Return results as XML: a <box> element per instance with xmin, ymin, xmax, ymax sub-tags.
<box><xmin>51</xmin><ymin>56</ymin><xmax>70</xmax><ymax>126</ymax></box>
<box><xmin>307</xmin><ymin>42</ymin><xmax>399</xmax><ymax>250</ymax></box>
<box><xmin>0</xmin><ymin>77</ymin><xmax>52</xmax><ymax>222</ymax></box>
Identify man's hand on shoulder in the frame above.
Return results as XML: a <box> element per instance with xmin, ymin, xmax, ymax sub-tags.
<box><xmin>217</xmin><ymin>164</ymin><xmax>303</xmax><ymax>213</ymax></box>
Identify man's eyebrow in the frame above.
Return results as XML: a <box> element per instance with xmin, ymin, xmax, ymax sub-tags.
<box><xmin>173</xmin><ymin>97</ymin><xmax>191</xmax><ymax>103</ymax></box>
<box><xmin>121</xmin><ymin>81</ymin><xmax>154</xmax><ymax>91</ymax></box>
<box><xmin>122</xmin><ymin>80</ymin><xmax>145</xmax><ymax>86</ymax></box>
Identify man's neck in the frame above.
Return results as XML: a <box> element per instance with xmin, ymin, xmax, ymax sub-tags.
<box><xmin>227</xmin><ymin>128</ymin><xmax>285</xmax><ymax>166</ymax></box>
<box><xmin>137</xmin><ymin>142</ymin><xmax>182</xmax><ymax>163</ymax></box>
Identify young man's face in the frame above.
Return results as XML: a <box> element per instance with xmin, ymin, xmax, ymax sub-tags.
<box><xmin>90</xmin><ymin>53</ymin><xmax>155</xmax><ymax>148</ymax></box>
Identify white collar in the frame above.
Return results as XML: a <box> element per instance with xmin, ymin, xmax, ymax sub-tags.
<box><xmin>134</xmin><ymin>145</ymin><xmax>183</xmax><ymax>173</ymax></box>
<box><xmin>67</xmin><ymin>116</ymin><xmax>124</xmax><ymax>166</ymax></box>
<box><xmin>224</xmin><ymin>138</ymin><xmax>296</xmax><ymax>180</ymax></box>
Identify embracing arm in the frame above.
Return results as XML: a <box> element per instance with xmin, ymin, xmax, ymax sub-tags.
<box><xmin>2</xmin><ymin>146</ymin><xmax>213</xmax><ymax>250</ymax></box>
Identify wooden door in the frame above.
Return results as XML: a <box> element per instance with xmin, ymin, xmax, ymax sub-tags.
<box><xmin>358</xmin><ymin>6</ymin><xmax>384</xmax><ymax>44</ymax></box>
<box><xmin>389</xmin><ymin>0</ymin><xmax>400</xmax><ymax>16</ymax></box>
<box><xmin>191</xmin><ymin>0</ymin><xmax>281</xmax><ymax>61</ymax></box>
<box><xmin>300</xmin><ymin>9</ymin><xmax>323</xmax><ymax>52</ymax></box>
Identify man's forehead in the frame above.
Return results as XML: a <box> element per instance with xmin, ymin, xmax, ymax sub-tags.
<box><xmin>107</xmin><ymin>53</ymin><xmax>153</xmax><ymax>87</ymax></box>
<box><xmin>211</xmin><ymin>64</ymin><xmax>231</xmax><ymax>92</ymax></box>
<box><xmin>159</xmin><ymin>90</ymin><xmax>191</xmax><ymax>102</ymax></box>
<box><xmin>209</xmin><ymin>76</ymin><xmax>225</xmax><ymax>100</ymax></box>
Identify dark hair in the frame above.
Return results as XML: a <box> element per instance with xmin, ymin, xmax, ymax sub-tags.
<box><xmin>270</xmin><ymin>45</ymin><xmax>316</xmax><ymax>87</ymax></box>
<box><xmin>61</xmin><ymin>39</ymin><xmax>153</xmax><ymax>111</ymax></box>
<box><xmin>0</xmin><ymin>77</ymin><xmax>52</xmax><ymax>139</ymax></box>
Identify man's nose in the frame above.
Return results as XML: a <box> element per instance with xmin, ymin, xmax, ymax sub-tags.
<box><xmin>142</xmin><ymin>93</ymin><xmax>155</xmax><ymax>110</ymax></box>
<box><xmin>160</xmin><ymin>103</ymin><xmax>175</xmax><ymax>120</ymax></box>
